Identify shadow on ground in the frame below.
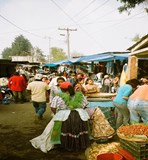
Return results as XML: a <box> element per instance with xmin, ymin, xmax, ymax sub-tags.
<box><xmin>0</xmin><ymin>124</ymin><xmax>86</xmax><ymax>160</ymax></box>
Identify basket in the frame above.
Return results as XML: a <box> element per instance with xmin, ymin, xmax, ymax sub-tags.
<box><xmin>120</xmin><ymin>139</ymin><xmax>148</xmax><ymax>160</ymax></box>
<box><xmin>117</xmin><ymin>133</ymin><xmax>148</xmax><ymax>142</ymax></box>
<box><xmin>117</xmin><ymin>124</ymin><xmax>148</xmax><ymax>143</ymax></box>
<box><xmin>92</xmin><ymin>132</ymin><xmax>117</xmax><ymax>143</ymax></box>
<box><xmin>97</xmin><ymin>153</ymin><xmax>123</xmax><ymax>160</ymax></box>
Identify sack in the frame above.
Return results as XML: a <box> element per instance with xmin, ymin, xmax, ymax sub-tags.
<box><xmin>91</xmin><ymin>108</ymin><xmax>115</xmax><ymax>139</ymax></box>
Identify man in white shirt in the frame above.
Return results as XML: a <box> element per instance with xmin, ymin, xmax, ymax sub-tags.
<box><xmin>27</xmin><ymin>74</ymin><xmax>50</xmax><ymax>120</ymax></box>
<box><xmin>49</xmin><ymin>72</ymin><xmax>66</xmax><ymax>89</ymax></box>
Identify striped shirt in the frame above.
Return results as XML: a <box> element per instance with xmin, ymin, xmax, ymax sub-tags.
<box><xmin>51</xmin><ymin>94</ymin><xmax>88</xmax><ymax>112</ymax></box>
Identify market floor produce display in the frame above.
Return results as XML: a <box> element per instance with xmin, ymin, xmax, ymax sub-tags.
<box><xmin>0</xmin><ymin>102</ymin><xmax>86</xmax><ymax>160</ymax></box>
<box><xmin>117</xmin><ymin>124</ymin><xmax>148</xmax><ymax>160</ymax></box>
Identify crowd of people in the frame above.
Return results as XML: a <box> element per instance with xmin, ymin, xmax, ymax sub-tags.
<box><xmin>0</xmin><ymin>64</ymin><xmax>148</xmax><ymax>153</ymax></box>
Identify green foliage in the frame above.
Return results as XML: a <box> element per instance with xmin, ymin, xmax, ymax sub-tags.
<box><xmin>132</xmin><ymin>34</ymin><xmax>141</xmax><ymax>42</ymax></box>
<box><xmin>50</xmin><ymin>47</ymin><xmax>67</xmax><ymax>62</ymax></box>
<box><xmin>34</xmin><ymin>47</ymin><xmax>46</xmax><ymax>63</ymax></box>
<box><xmin>2</xmin><ymin>35</ymin><xmax>32</xmax><ymax>59</ymax></box>
<box><xmin>11</xmin><ymin>35</ymin><xmax>32</xmax><ymax>56</ymax></box>
<box><xmin>2</xmin><ymin>47</ymin><xmax>12</xmax><ymax>59</ymax></box>
<box><xmin>59</xmin><ymin>92</ymin><xmax>83</xmax><ymax>110</ymax></box>
<box><xmin>117</xmin><ymin>0</ymin><xmax>148</xmax><ymax>14</ymax></box>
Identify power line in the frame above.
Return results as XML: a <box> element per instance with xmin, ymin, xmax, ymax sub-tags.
<box><xmin>77</xmin><ymin>13</ymin><xmax>147</xmax><ymax>26</ymax></box>
<box><xmin>82</xmin><ymin>9</ymin><xmax>117</xmax><ymax>25</ymax></box>
<box><xmin>0</xmin><ymin>13</ymin><xmax>66</xmax><ymax>44</ymax></box>
<box><xmin>76</xmin><ymin>0</ymin><xmax>110</xmax><ymax>22</ymax></box>
<box><xmin>92</xmin><ymin>11</ymin><xmax>145</xmax><ymax>34</ymax></box>
<box><xmin>0</xmin><ymin>13</ymin><xmax>68</xmax><ymax>55</ymax></box>
<box><xmin>50</xmin><ymin>0</ymin><xmax>78</xmax><ymax>25</ymax></box>
<box><xmin>71</xmin><ymin>0</ymin><xmax>97</xmax><ymax>18</ymax></box>
<box><xmin>0</xmin><ymin>14</ymin><xmax>43</xmax><ymax>39</ymax></box>
<box><xmin>50</xmin><ymin>0</ymin><xmax>106</xmax><ymax>51</ymax></box>
<box><xmin>49</xmin><ymin>0</ymin><xmax>110</xmax><ymax>36</ymax></box>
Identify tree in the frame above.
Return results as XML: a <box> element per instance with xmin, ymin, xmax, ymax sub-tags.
<box><xmin>2</xmin><ymin>35</ymin><xmax>32</xmax><ymax>59</ymax></box>
<box><xmin>2</xmin><ymin>47</ymin><xmax>12</xmax><ymax>59</ymax></box>
<box><xmin>50</xmin><ymin>47</ymin><xmax>67</xmax><ymax>62</ymax></box>
<box><xmin>33</xmin><ymin>47</ymin><xmax>46</xmax><ymax>63</ymax></box>
<box><xmin>132</xmin><ymin>34</ymin><xmax>141</xmax><ymax>42</ymax></box>
<box><xmin>117</xmin><ymin>0</ymin><xmax>148</xmax><ymax>14</ymax></box>
<box><xmin>11</xmin><ymin>35</ymin><xmax>32</xmax><ymax>56</ymax></box>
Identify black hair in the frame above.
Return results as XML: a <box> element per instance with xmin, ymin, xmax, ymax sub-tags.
<box><xmin>14</xmin><ymin>72</ymin><xmax>20</xmax><ymax>76</ymax></box>
<box><xmin>61</xmin><ymin>85</ymin><xmax>75</xmax><ymax>96</ymax></box>
<box><xmin>77</xmin><ymin>78</ymin><xmax>84</xmax><ymax>82</ymax></box>
<box><xmin>57</xmin><ymin>77</ymin><xmax>65</xmax><ymax>83</ymax></box>
<box><xmin>85</xmin><ymin>78</ymin><xmax>92</xmax><ymax>85</ymax></box>
<box><xmin>126</xmin><ymin>79</ymin><xmax>140</xmax><ymax>88</ymax></box>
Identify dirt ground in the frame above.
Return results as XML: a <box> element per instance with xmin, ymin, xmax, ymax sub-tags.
<box><xmin>0</xmin><ymin>102</ymin><xmax>86</xmax><ymax>160</ymax></box>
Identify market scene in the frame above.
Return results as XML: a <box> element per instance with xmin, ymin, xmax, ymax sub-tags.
<box><xmin>0</xmin><ymin>1</ymin><xmax>148</xmax><ymax>160</ymax></box>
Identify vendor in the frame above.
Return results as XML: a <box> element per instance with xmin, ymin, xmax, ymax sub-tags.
<box><xmin>113</xmin><ymin>79</ymin><xmax>140</xmax><ymax>129</ymax></box>
<box><xmin>74</xmin><ymin>77</ymin><xmax>86</xmax><ymax>95</ymax></box>
<box><xmin>127</xmin><ymin>84</ymin><xmax>148</xmax><ymax>124</ymax></box>
<box><xmin>85</xmin><ymin>78</ymin><xmax>100</xmax><ymax>95</ymax></box>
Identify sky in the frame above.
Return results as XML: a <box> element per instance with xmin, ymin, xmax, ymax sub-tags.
<box><xmin>0</xmin><ymin>0</ymin><xmax>148</xmax><ymax>58</ymax></box>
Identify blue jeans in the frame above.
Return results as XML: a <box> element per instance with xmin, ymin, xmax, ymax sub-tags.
<box><xmin>127</xmin><ymin>99</ymin><xmax>148</xmax><ymax>124</ymax></box>
<box><xmin>113</xmin><ymin>102</ymin><xmax>130</xmax><ymax>129</ymax></box>
<box><xmin>32</xmin><ymin>101</ymin><xmax>47</xmax><ymax>118</ymax></box>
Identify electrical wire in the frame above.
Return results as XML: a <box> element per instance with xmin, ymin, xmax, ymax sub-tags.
<box><xmin>82</xmin><ymin>9</ymin><xmax>117</xmax><ymax>25</ymax></box>
<box><xmin>92</xmin><ymin>10</ymin><xmax>146</xmax><ymax>34</ymax></box>
<box><xmin>76</xmin><ymin>0</ymin><xmax>110</xmax><ymax>22</ymax></box>
<box><xmin>0</xmin><ymin>13</ymin><xmax>67</xmax><ymax>51</ymax></box>
<box><xmin>0</xmin><ymin>14</ymin><xmax>44</xmax><ymax>39</ymax></box>
<box><xmin>49</xmin><ymin>0</ymin><xmax>112</xmax><ymax>35</ymax></box>
<box><xmin>50</xmin><ymin>0</ymin><xmax>106</xmax><ymax>50</ymax></box>
<box><xmin>71</xmin><ymin>0</ymin><xmax>97</xmax><ymax>18</ymax></box>
<box><xmin>77</xmin><ymin>14</ymin><xmax>147</xmax><ymax>26</ymax></box>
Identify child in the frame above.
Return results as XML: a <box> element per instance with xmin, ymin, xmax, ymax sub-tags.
<box><xmin>85</xmin><ymin>78</ymin><xmax>100</xmax><ymax>94</ymax></box>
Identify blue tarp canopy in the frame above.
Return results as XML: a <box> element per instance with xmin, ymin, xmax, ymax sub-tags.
<box><xmin>43</xmin><ymin>52</ymin><xmax>129</xmax><ymax>67</ymax></box>
<box><xmin>42</xmin><ymin>59</ymin><xmax>73</xmax><ymax>67</ymax></box>
<box><xmin>76</xmin><ymin>52</ymin><xmax>129</xmax><ymax>62</ymax></box>
<box><xmin>42</xmin><ymin>63</ymin><xmax>57</xmax><ymax>67</ymax></box>
<box><xmin>43</xmin><ymin>58</ymin><xmax>81</xmax><ymax>67</ymax></box>
<box><xmin>53</xmin><ymin>59</ymin><xmax>72</xmax><ymax>65</ymax></box>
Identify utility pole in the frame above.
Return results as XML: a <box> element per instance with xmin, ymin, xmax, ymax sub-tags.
<box><xmin>47</xmin><ymin>37</ymin><xmax>51</xmax><ymax>72</ymax></box>
<box><xmin>58</xmin><ymin>28</ymin><xmax>77</xmax><ymax>59</ymax></box>
<box><xmin>44</xmin><ymin>36</ymin><xmax>51</xmax><ymax>64</ymax></box>
<box><xmin>48</xmin><ymin>37</ymin><xmax>51</xmax><ymax>64</ymax></box>
<box><xmin>31</xmin><ymin>48</ymin><xmax>34</xmax><ymax>62</ymax></box>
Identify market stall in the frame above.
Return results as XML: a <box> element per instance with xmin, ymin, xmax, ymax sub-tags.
<box><xmin>87</xmin><ymin>92</ymin><xmax>116</xmax><ymax>107</ymax></box>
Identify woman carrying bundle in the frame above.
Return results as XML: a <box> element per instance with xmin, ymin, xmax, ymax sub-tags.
<box><xmin>30</xmin><ymin>82</ymin><xmax>90</xmax><ymax>153</ymax></box>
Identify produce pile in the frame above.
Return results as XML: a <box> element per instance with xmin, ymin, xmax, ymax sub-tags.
<box><xmin>117</xmin><ymin>124</ymin><xmax>148</xmax><ymax>141</ymax></box>
<box><xmin>85</xmin><ymin>142</ymin><xmax>120</xmax><ymax>160</ymax></box>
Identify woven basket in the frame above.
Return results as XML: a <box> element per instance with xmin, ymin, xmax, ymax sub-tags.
<box><xmin>117</xmin><ymin>132</ymin><xmax>148</xmax><ymax>142</ymax></box>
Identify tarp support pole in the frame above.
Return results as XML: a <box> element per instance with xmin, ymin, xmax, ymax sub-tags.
<box><xmin>91</xmin><ymin>61</ymin><xmax>94</xmax><ymax>72</ymax></box>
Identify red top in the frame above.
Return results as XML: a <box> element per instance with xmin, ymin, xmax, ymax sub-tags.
<box><xmin>8</xmin><ymin>76</ymin><xmax>27</xmax><ymax>91</ymax></box>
